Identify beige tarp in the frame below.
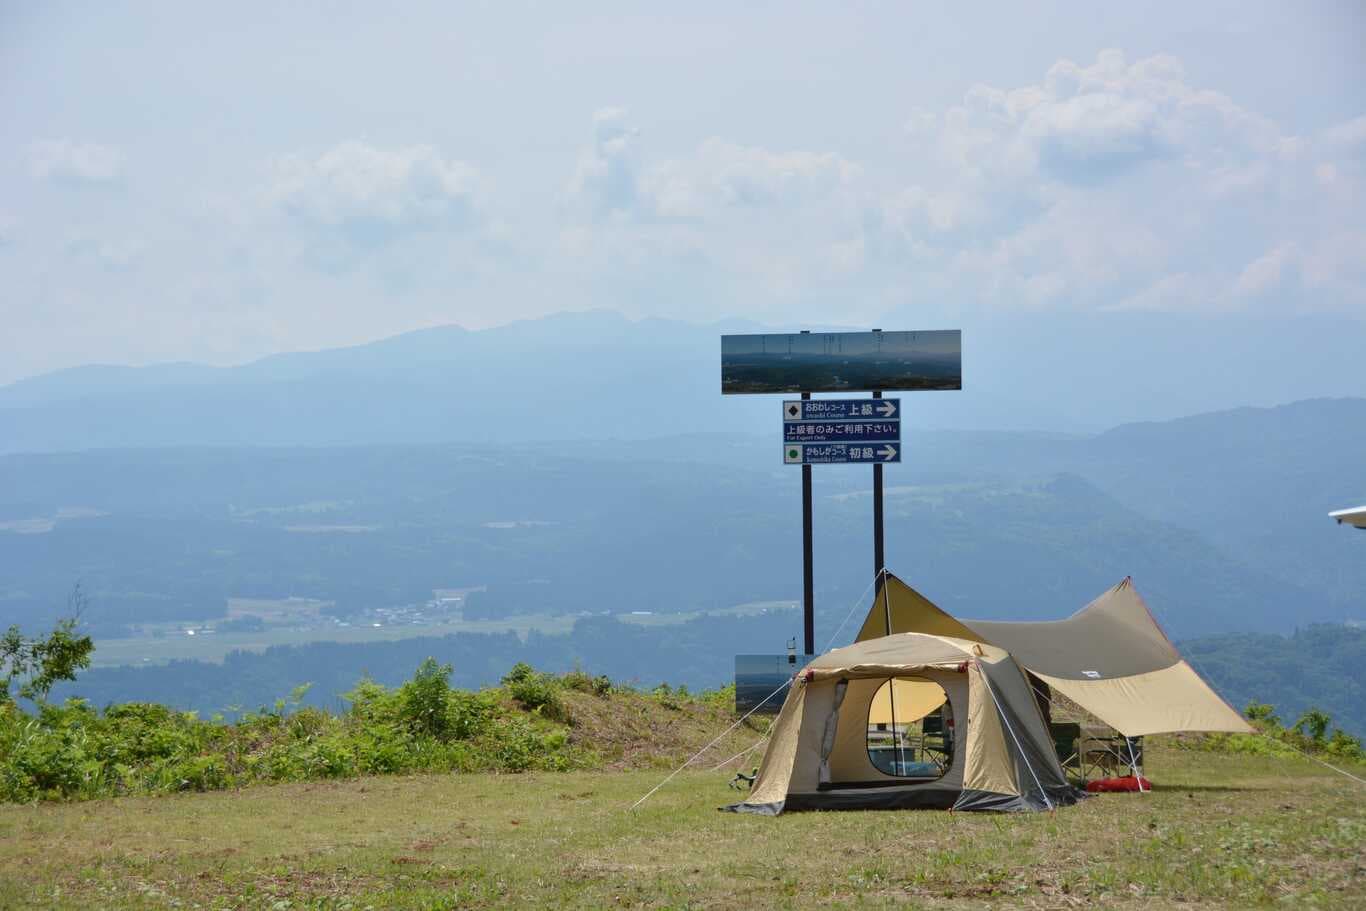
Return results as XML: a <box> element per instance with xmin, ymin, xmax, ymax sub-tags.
<box><xmin>855</xmin><ymin>574</ymin><xmax>1253</xmax><ymax>737</ymax></box>
<box><xmin>1032</xmin><ymin>663</ymin><xmax>1252</xmax><ymax>737</ymax></box>
<box><xmin>867</xmin><ymin>677</ymin><xmax>949</xmax><ymax>725</ymax></box>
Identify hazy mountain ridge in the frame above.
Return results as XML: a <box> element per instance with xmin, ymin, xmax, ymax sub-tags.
<box><xmin>3</xmin><ymin>310</ymin><xmax>1365</xmax><ymax>448</ymax></box>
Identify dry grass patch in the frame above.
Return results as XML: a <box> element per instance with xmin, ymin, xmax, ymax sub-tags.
<box><xmin>0</xmin><ymin>746</ymin><xmax>1361</xmax><ymax>909</ymax></box>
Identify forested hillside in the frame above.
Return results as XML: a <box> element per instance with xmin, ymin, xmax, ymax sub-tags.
<box><xmin>1180</xmin><ymin>624</ymin><xmax>1366</xmax><ymax>738</ymax></box>
<box><xmin>6</xmin><ymin>396</ymin><xmax>1363</xmax><ymax>738</ymax></box>
<box><xmin>5</xmin><ymin>399</ymin><xmax>1362</xmax><ymax>639</ymax></box>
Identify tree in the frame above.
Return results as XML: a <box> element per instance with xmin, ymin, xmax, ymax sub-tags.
<box><xmin>0</xmin><ymin>585</ymin><xmax>95</xmax><ymax>704</ymax></box>
<box><xmin>1293</xmin><ymin>707</ymin><xmax>1332</xmax><ymax>744</ymax></box>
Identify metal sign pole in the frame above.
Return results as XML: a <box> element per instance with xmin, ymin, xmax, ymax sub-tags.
<box><xmin>873</xmin><ymin>390</ymin><xmax>885</xmax><ymax>580</ymax></box>
<box><xmin>801</xmin><ymin>390</ymin><xmax>815</xmax><ymax>656</ymax></box>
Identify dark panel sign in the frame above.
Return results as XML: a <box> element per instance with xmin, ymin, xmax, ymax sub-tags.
<box><xmin>735</xmin><ymin>653</ymin><xmax>813</xmax><ymax>714</ymax></box>
<box><xmin>721</xmin><ymin>330</ymin><xmax>961</xmax><ymax>395</ymax></box>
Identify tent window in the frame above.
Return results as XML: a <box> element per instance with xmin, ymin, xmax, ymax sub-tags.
<box><xmin>866</xmin><ymin>677</ymin><xmax>953</xmax><ymax>779</ymax></box>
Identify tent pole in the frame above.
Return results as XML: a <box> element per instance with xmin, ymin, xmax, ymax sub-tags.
<box><xmin>880</xmin><ymin>579</ymin><xmax>904</xmax><ymax>772</ymax></box>
<box><xmin>882</xmin><ymin>567</ymin><xmax>892</xmax><ymax>636</ymax></box>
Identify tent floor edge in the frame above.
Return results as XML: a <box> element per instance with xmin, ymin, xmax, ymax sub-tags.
<box><xmin>781</xmin><ymin>788</ymin><xmax>958</xmax><ymax>812</ymax></box>
<box><xmin>953</xmin><ymin>785</ymin><xmax>1087</xmax><ymax>813</ymax></box>
<box><xmin>720</xmin><ymin>800</ymin><xmax>786</xmax><ymax>816</ymax></box>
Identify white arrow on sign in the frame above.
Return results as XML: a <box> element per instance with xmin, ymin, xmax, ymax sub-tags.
<box><xmin>878</xmin><ymin>444</ymin><xmax>898</xmax><ymax>461</ymax></box>
<box><xmin>877</xmin><ymin>401</ymin><xmax>897</xmax><ymax>417</ymax></box>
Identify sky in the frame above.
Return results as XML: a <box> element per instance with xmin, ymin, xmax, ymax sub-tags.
<box><xmin>2</xmin><ymin>1</ymin><xmax>1365</xmax><ymax>386</ymax></box>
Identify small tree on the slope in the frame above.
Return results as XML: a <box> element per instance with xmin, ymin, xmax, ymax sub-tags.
<box><xmin>0</xmin><ymin>585</ymin><xmax>94</xmax><ymax>704</ymax></box>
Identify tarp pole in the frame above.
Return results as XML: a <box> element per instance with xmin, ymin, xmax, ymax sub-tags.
<box><xmin>1125</xmin><ymin>736</ymin><xmax>1147</xmax><ymax>794</ymax></box>
<box><xmin>880</xmin><ymin>579</ymin><xmax>905</xmax><ymax>773</ymax></box>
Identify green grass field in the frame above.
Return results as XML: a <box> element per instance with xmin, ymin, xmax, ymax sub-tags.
<box><xmin>1</xmin><ymin>746</ymin><xmax>1361</xmax><ymax>909</ymax></box>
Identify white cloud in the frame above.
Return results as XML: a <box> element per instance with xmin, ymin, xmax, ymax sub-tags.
<box><xmin>550</xmin><ymin>52</ymin><xmax>1366</xmax><ymax>323</ymax></box>
<box><xmin>643</xmin><ymin>139</ymin><xmax>857</xmax><ymax>217</ymax></box>
<box><xmin>558</xmin><ymin>112</ymin><xmax>870</xmax><ymax>317</ymax></box>
<box><xmin>29</xmin><ymin>140</ymin><xmax>122</xmax><ymax>183</ymax></box>
<box><xmin>268</xmin><ymin>141</ymin><xmax>481</xmax><ymax>241</ymax></box>
<box><xmin>1322</xmin><ymin>115</ymin><xmax>1366</xmax><ymax>157</ymax></box>
<box><xmin>1235</xmin><ymin>244</ymin><xmax>1297</xmax><ymax>298</ymax></box>
<box><xmin>871</xmin><ymin>51</ymin><xmax>1366</xmax><ymax>315</ymax></box>
<box><xmin>566</xmin><ymin>108</ymin><xmax>640</xmax><ymax>217</ymax></box>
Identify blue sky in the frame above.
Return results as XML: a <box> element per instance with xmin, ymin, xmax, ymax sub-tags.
<box><xmin>2</xmin><ymin>2</ymin><xmax>1364</xmax><ymax>385</ymax></box>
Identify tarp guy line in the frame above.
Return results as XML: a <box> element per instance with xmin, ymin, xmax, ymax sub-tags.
<box><xmin>629</xmin><ymin>677</ymin><xmax>792</xmax><ymax>811</ymax></box>
<box><xmin>711</xmin><ymin>734</ymin><xmax>769</xmax><ymax>771</ymax></box>
<box><xmin>822</xmin><ymin>571</ymin><xmax>881</xmax><ymax>653</ymax></box>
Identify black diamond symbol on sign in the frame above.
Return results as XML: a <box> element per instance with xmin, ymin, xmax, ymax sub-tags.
<box><xmin>787</xmin><ymin>405</ymin><xmax>799</xmax><ymax>417</ymax></box>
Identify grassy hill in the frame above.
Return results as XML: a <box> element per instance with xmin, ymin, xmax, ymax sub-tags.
<box><xmin>1</xmin><ymin>744</ymin><xmax>1363</xmax><ymax>908</ymax></box>
<box><xmin>4</xmin><ymin>659</ymin><xmax>1366</xmax><ymax>908</ymax></box>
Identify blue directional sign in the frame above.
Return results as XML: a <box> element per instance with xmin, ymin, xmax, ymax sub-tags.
<box><xmin>783</xmin><ymin>398</ymin><xmax>899</xmax><ymax>422</ymax></box>
<box><xmin>782</xmin><ymin>398</ymin><xmax>901</xmax><ymax>464</ymax></box>
<box><xmin>785</xmin><ymin>442</ymin><xmax>901</xmax><ymax>464</ymax></box>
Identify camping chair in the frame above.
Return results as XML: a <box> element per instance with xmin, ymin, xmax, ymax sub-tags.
<box><xmin>729</xmin><ymin>767</ymin><xmax>758</xmax><ymax>791</ymax></box>
<box><xmin>920</xmin><ymin>710</ymin><xmax>952</xmax><ymax>772</ymax></box>
<box><xmin>1078</xmin><ymin>730</ymin><xmax>1124</xmax><ymax>780</ymax></box>
<box><xmin>1049</xmin><ymin>722</ymin><xmax>1081</xmax><ymax>776</ymax></box>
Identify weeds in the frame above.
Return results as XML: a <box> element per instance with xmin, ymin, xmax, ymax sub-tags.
<box><xmin>0</xmin><ymin>660</ymin><xmax>589</xmax><ymax>802</ymax></box>
<box><xmin>1176</xmin><ymin>701</ymin><xmax>1364</xmax><ymax>762</ymax></box>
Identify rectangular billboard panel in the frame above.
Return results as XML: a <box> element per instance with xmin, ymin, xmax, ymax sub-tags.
<box><xmin>721</xmin><ymin>329</ymin><xmax>960</xmax><ymax>395</ymax></box>
<box><xmin>735</xmin><ymin>654</ymin><xmax>813</xmax><ymax>714</ymax></box>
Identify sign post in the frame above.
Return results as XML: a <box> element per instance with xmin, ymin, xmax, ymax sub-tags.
<box><xmin>873</xmin><ymin>390</ymin><xmax>885</xmax><ymax>579</ymax></box>
<box><xmin>722</xmin><ymin>328</ymin><xmax>960</xmax><ymax>656</ymax></box>
<box><xmin>801</xmin><ymin>391</ymin><xmax>814</xmax><ymax>656</ymax></box>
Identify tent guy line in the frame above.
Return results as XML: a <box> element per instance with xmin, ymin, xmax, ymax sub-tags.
<box><xmin>821</xmin><ymin>571</ymin><xmax>882</xmax><ymax>653</ymax></box>
<box><xmin>628</xmin><ymin>677</ymin><xmax>792</xmax><ymax>812</ymax></box>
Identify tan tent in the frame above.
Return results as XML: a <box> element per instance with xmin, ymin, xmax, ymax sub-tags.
<box><xmin>854</xmin><ymin>573</ymin><xmax>1252</xmax><ymax>738</ymax></box>
<box><xmin>726</xmin><ymin>633</ymin><xmax>1082</xmax><ymax>815</ymax></box>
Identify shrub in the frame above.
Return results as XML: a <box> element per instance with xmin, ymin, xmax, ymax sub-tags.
<box><xmin>501</xmin><ymin>663</ymin><xmax>568</xmax><ymax>723</ymax></box>
<box><xmin>447</xmin><ymin>689</ymin><xmax>497</xmax><ymax>740</ymax></box>
<box><xmin>0</xmin><ymin>661</ymin><xmax>603</xmax><ymax>802</ymax></box>
<box><xmin>563</xmin><ymin>668</ymin><xmax>613</xmax><ymax>697</ymax></box>
<box><xmin>1177</xmin><ymin>702</ymin><xmax>1364</xmax><ymax>763</ymax></box>
<box><xmin>400</xmin><ymin>658</ymin><xmax>456</xmax><ymax>738</ymax></box>
<box><xmin>651</xmin><ymin>683</ymin><xmax>684</xmax><ymax>711</ymax></box>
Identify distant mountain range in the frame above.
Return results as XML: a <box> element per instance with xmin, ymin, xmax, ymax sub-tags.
<box><xmin>3</xmin><ymin>309</ymin><xmax>1365</xmax><ymax>449</ymax></box>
